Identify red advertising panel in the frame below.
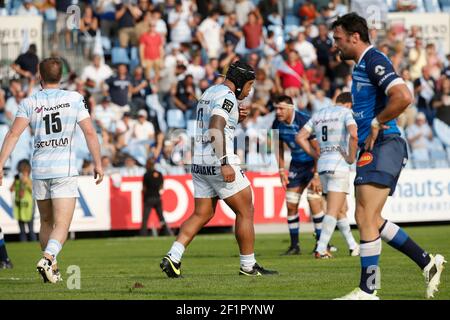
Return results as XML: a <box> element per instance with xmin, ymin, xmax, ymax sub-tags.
<box><xmin>110</xmin><ymin>173</ymin><xmax>309</xmax><ymax>230</ymax></box>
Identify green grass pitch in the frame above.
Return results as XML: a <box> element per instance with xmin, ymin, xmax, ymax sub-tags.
<box><xmin>0</xmin><ymin>225</ymin><xmax>449</xmax><ymax>300</ymax></box>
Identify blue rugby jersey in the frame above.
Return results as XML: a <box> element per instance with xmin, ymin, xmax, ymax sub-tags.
<box><xmin>351</xmin><ymin>45</ymin><xmax>404</xmax><ymax>145</ymax></box>
<box><xmin>15</xmin><ymin>88</ymin><xmax>90</xmax><ymax>179</ymax></box>
<box><xmin>272</xmin><ymin>110</ymin><xmax>314</xmax><ymax>163</ymax></box>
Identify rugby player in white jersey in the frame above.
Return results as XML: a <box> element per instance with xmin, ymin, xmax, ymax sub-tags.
<box><xmin>160</xmin><ymin>61</ymin><xmax>278</xmax><ymax>277</ymax></box>
<box><xmin>297</xmin><ymin>92</ymin><xmax>360</xmax><ymax>259</ymax></box>
<box><xmin>0</xmin><ymin>58</ymin><xmax>103</xmax><ymax>283</ymax></box>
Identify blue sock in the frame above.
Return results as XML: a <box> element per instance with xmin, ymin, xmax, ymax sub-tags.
<box><xmin>379</xmin><ymin>220</ymin><xmax>431</xmax><ymax>269</ymax></box>
<box><xmin>287</xmin><ymin>214</ymin><xmax>299</xmax><ymax>248</ymax></box>
<box><xmin>359</xmin><ymin>237</ymin><xmax>381</xmax><ymax>294</ymax></box>
<box><xmin>0</xmin><ymin>228</ymin><xmax>9</xmax><ymax>262</ymax></box>
<box><xmin>312</xmin><ymin>212</ymin><xmax>325</xmax><ymax>241</ymax></box>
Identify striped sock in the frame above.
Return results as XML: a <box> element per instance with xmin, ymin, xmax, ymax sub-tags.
<box><xmin>0</xmin><ymin>228</ymin><xmax>9</xmax><ymax>262</ymax></box>
<box><xmin>337</xmin><ymin>218</ymin><xmax>358</xmax><ymax>250</ymax></box>
<box><xmin>312</xmin><ymin>211</ymin><xmax>325</xmax><ymax>241</ymax></box>
<box><xmin>168</xmin><ymin>241</ymin><xmax>185</xmax><ymax>264</ymax></box>
<box><xmin>316</xmin><ymin>215</ymin><xmax>337</xmax><ymax>254</ymax></box>
<box><xmin>379</xmin><ymin>220</ymin><xmax>431</xmax><ymax>269</ymax></box>
<box><xmin>287</xmin><ymin>214</ymin><xmax>300</xmax><ymax>248</ymax></box>
<box><xmin>359</xmin><ymin>237</ymin><xmax>382</xmax><ymax>294</ymax></box>
<box><xmin>44</xmin><ymin>239</ymin><xmax>62</xmax><ymax>260</ymax></box>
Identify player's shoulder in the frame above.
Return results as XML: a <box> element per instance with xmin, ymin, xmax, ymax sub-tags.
<box><xmin>363</xmin><ymin>47</ymin><xmax>392</xmax><ymax>67</ymax></box>
<box><xmin>210</xmin><ymin>84</ymin><xmax>236</xmax><ymax>101</ymax></box>
<box><xmin>294</xmin><ymin>110</ymin><xmax>311</xmax><ymax>123</ymax></box>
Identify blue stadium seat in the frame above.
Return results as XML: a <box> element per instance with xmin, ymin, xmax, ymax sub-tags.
<box><xmin>411</xmin><ymin>148</ymin><xmax>430</xmax><ymax>169</ymax></box>
<box><xmin>429</xmin><ymin>138</ymin><xmax>449</xmax><ymax>168</ymax></box>
<box><xmin>111</xmin><ymin>47</ymin><xmax>130</xmax><ymax>66</ymax></box>
<box><xmin>166</xmin><ymin>109</ymin><xmax>186</xmax><ymax>129</ymax></box>
<box><xmin>433</xmin><ymin>118</ymin><xmax>450</xmax><ymax>147</ymax></box>
<box><xmin>440</xmin><ymin>0</ymin><xmax>450</xmax><ymax>12</ymax></box>
<box><xmin>424</xmin><ymin>0</ymin><xmax>442</xmax><ymax>12</ymax></box>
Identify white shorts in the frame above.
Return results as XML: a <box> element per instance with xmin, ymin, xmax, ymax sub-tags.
<box><xmin>319</xmin><ymin>171</ymin><xmax>350</xmax><ymax>194</ymax></box>
<box><xmin>32</xmin><ymin>177</ymin><xmax>79</xmax><ymax>200</ymax></box>
<box><xmin>192</xmin><ymin>164</ymin><xmax>250</xmax><ymax>200</ymax></box>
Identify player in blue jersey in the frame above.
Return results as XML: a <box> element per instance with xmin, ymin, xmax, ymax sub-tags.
<box><xmin>332</xmin><ymin>13</ymin><xmax>446</xmax><ymax>300</ymax></box>
<box><xmin>272</xmin><ymin>95</ymin><xmax>330</xmax><ymax>255</ymax></box>
<box><xmin>0</xmin><ymin>58</ymin><xmax>103</xmax><ymax>283</ymax></box>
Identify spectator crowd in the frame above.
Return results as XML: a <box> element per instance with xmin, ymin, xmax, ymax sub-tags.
<box><xmin>0</xmin><ymin>0</ymin><xmax>450</xmax><ymax>178</ymax></box>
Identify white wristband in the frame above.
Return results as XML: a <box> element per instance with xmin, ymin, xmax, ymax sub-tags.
<box><xmin>371</xmin><ymin>117</ymin><xmax>381</xmax><ymax>129</ymax></box>
<box><xmin>218</xmin><ymin>154</ymin><xmax>231</xmax><ymax>161</ymax></box>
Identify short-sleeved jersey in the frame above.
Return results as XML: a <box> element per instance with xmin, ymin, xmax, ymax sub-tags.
<box><xmin>16</xmin><ymin>88</ymin><xmax>90</xmax><ymax>179</ymax></box>
<box><xmin>192</xmin><ymin>84</ymin><xmax>239</xmax><ymax>166</ymax></box>
<box><xmin>351</xmin><ymin>46</ymin><xmax>404</xmax><ymax>145</ymax></box>
<box><xmin>272</xmin><ymin>110</ymin><xmax>314</xmax><ymax>163</ymax></box>
<box><xmin>304</xmin><ymin>105</ymin><xmax>356</xmax><ymax>173</ymax></box>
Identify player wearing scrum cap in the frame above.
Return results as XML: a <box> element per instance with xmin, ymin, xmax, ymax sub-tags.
<box><xmin>160</xmin><ymin>60</ymin><xmax>278</xmax><ymax>277</ymax></box>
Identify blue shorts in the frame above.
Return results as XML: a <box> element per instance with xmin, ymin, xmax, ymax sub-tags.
<box><xmin>354</xmin><ymin>134</ymin><xmax>408</xmax><ymax>196</ymax></box>
<box><xmin>287</xmin><ymin>161</ymin><xmax>315</xmax><ymax>189</ymax></box>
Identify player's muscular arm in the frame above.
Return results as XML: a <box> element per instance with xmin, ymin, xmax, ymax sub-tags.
<box><xmin>376</xmin><ymin>84</ymin><xmax>413</xmax><ymax>124</ymax></box>
<box><xmin>296</xmin><ymin>128</ymin><xmax>318</xmax><ymax>159</ymax></box>
<box><xmin>275</xmin><ymin>136</ymin><xmax>288</xmax><ymax>188</ymax></box>
<box><xmin>0</xmin><ymin>117</ymin><xmax>29</xmax><ymax>186</ymax></box>
<box><xmin>79</xmin><ymin>118</ymin><xmax>104</xmax><ymax>184</ymax></box>
<box><xmin>209</xmin><ymin>115</ymin><xmax>235</xmax><ymax>183</ymax></box>
<box><xmin>345</xmin><ymin>124</ymin><xmax>358</xmax><ymax>164</ymax></box>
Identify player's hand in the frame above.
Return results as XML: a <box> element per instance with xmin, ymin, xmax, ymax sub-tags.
<box><xmin>221</xmin><ymin>165</ymin><xmax>235</xmax><ymax>183</ymax></box>
<box><xmin>94</xmin><ymin>166</ymin><xmax>104</xmax><ymax>185</ymax></box>
<box><xmin>310</xmin><ymin>174</ymin><xmax>322</xmax><ymax>194</ymax></box>
<box><xmin>339</xmin><ymin>148</ymin><xmax>355</xmax><ymax>165</ymax></box>
<box><xmin>238</xmin><ymin>105</ymin><xmax>249</xmax><ymax>123</ymax></box>
<box><xmin>279</xmin><ymin>170</ymin><xmax>288</xmax><ymax>189</ymax></box>
<box><xmin>364</xmin><ymin>123</ymin><xmax>389</xmax><ymax>151</ymax></box>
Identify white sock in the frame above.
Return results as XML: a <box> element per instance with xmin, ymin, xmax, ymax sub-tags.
<box><xmin>240</xmin><ymin>253</ymin><xmax>256</xmax><ymax>272</ymax></box>
<box><xmin>316</xmin><ymin>215</ymin><xmax>337</xmax><ymax>254</ymax></box>
<box><xmin>337</xmin><ymin>218</ymin><xmax>358</xmax><ymax>250</ymax></box>
<box><xmin>44</xmin><ymin>239</ymin><xmax>62</xmax><ymax>261</ymax></box>
<box><xmin>167</xmin><ymin>241</ymin><xmax>185</xmax><ymax>263</ymax></box>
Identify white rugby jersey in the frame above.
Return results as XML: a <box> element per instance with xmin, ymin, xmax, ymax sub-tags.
<box><xmin>192</xmin><ymin>84</ymin><xmax>240</xmax><ymax>166</ymax></box>
<box><xmin>16</xmin><ymin>88</ymin><xmax>90</xmax><ymax>179</ymax></box>
<box><xmin>304</xmin><ymin>105</ymin><xmax>357</xmax><ymax>173</ymax></box>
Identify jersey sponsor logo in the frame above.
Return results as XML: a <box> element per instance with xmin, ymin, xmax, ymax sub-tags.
<box><xmin>35</xmin><ymin>106</ymin><xmax>44</xmax><ymax>113</ymax></box>
<box><xmin>44</xmin><ymin>103</ymin><xmax>71</xmax><ymax>112</ymax></box>
<box><xmin>198</xmin><ymin>99</ymin><xmax>210</xmax><ymax>105</ymax></box>
<box><xmin>374</xmin><ymin>65</ymin><xmax>386</xmax><ymax>76</ymax></box>
<box><xmin>191</xmin><ymin>164</ymin><xmax>217</xmax><ymax>175</ymax></box>
<box><xmin>357</xmin><ymin>152</ymin><xmax>373</xmax><ymax>167</ymax></box>
<box><xmin>222</xmin><ymin>99</ymin><xmax>234</xmax><ymax>113</ymax></box>
<box><xmin>34</xmin><ymin>137</ymin><xmax>69</xmax><ymax>149</ymax></box>
<box><xmin>353</xmin><ymin>111</ymin><xmax>365</xmax><ymax>119</ymax></box>
<box><xmin>377</xmin><ymin>71</ymin><xmax>396</xmax><ymax>86</ymax></box>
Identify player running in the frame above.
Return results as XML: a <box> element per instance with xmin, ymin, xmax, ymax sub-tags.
<box><xmin>296</xmin><ymin>92</ymin><xmax>360</xmax><ymax>259</ymax></box>
<box><xmin>332</xmin><ymin>13</ymin><xmax>446</xmax><ymax>300</ymax></box>
<box><xmin>0</xmin><ymin>58</ymin><xmax>103</xmax><ymax>283</ymax></box>
<box><xmin>272</xmin><ymin>95</ymin><xmax>332</xmax><ymax>255</ymax></box>
<box><xmin>160</xmin><ymin>61</ymin><xmax>278</xmax><ymax>277</ymax></box>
